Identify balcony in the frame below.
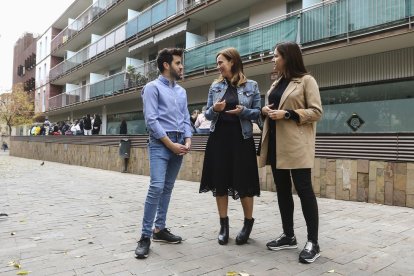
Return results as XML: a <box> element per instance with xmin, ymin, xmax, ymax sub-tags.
<box><xmin>125</xmin><ymin>0</ymin><xmax>178</xmax><ymax>39</ymax></box>
<box><xmin>51</xmin><ymin>0</ymin><xmax>118</xmax><ymax>53</ymax></box>
<box><xmin>48</xmin><ymin>0</ymin><xmax>414</xmax><ymax>111</ymax></box>
<box><xmin>48</xmin><ymin>61</ymin><xmax>158</xmax><ymax>110</ymax></box>
<box><xmin>185</xmin><ymin>0</ymin><xmax>414</xmax><ymax>75</ymax></box>
<box><xmin>49</xmin><ymin>23</ymin><xmax>126</xmax><ymax>81</ymax></box>
<box><xmin>49</xmin><ymin>0</ymin><xmax>207</xmax><ymax>82</ymax></box>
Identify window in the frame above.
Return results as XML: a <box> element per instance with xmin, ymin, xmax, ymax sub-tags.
<box><xmin>318</xmin><ymin>80</ymin><xmax>414</xmax><ymax>133</ymax></box>
<box><xmin>42</xmin><ymin>89</ymin><xmax>46</xmax><ymax>112</ymax></box>
<box><xmin>287</xmin><ymin>0</ymin><xmax>302</xmax><ymax>13</ymax></box>
<box><xmin>215</xmin><ymin>9</ymin><xmax>249</xmax><ymax>37</ymax></box>
<box><xmin>44</xmin><ymin>36</ymin><xmax>48</xmax><ymax>56</ymax></box>
<box><xmin>216</xmin><ymin>19</ymin><xmax>249</xmax><ymax>37</ymax></box>
<box><xmin>39</xmin><ymin>42</ymin><xmax>42</xmax><ymax>58</ymax></box>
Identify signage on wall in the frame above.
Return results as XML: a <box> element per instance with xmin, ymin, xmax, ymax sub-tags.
<box><xmin>347</xmin><ymin>113</ymin><xmax>365</xmax><ymax>131</ymax></box>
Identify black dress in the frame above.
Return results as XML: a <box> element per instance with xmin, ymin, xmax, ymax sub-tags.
<box><xmin>199</xmin><ymin>84</ymin><xmax>260</xmax><ymax>200</ymax></box>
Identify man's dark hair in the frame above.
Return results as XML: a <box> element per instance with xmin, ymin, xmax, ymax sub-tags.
<box><xmin>156</xmin><ymin>48</ymin><xmax>183</xmax><ymax>73</ymax></box>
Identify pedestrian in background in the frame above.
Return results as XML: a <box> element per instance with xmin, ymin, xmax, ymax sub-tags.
<box><xmin>120</xmin><ymin>119</ymin><xmax>128</xmax><ymax>135</ymax></box>
<box><xmin>83</xmin><ymin>114</ymin><xmax>92</xmax><ymax>135</ymax></box>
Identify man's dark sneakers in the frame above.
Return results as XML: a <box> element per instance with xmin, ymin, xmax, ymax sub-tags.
<box><xmin>152</xmin><ymin>228</ymin><xmax>182</xmax><ymax>244</ymax></box>
<box><xmin>135</xmin><ymin>235</ymin><xmax>151</xmax><ymax>259</ymax></box>
<box><xmin>266</xmin><ymin>233</ymin><xmax>298</xmax><ymax>251</ymax></box>
<box><xmin>299</xmin><ymin>241</ymin><xmax>320</xmax><ymax>264</ymax></box>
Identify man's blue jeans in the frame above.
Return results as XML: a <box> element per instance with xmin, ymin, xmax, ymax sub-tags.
<box><xmin>141</xmin><ymin>133</ymin><xmax>184</xmax><ymax>238</ymax></box>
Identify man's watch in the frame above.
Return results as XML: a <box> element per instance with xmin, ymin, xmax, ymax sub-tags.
<box><xmin>284</xmin><ymin>111</ymin><xmax>291</xmax><ymax>119</ymax></box>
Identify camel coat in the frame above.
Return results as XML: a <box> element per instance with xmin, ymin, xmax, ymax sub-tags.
<box><xmin>258</xmin><ymin>75</ymin><xmax>323</xmax><ymax>169</ymax></box>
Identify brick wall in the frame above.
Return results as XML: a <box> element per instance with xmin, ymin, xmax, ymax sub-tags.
<box><xmin>10</xmin><ymin>140</ymin><xmax>414</xmax><ymax>208</ymax></box>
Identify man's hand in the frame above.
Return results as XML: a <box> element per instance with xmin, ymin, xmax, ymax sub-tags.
<box><xmin>184</xmin><ymin>138</ymin><xmax>191</xmax><ymax>152</ymax></box>
<box><xmin>170</xmin><ymin>143</ymin><xmax>189</xmax><ymax>155</ymax></box>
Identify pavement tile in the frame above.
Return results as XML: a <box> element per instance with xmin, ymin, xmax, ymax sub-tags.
<box><xmin>1</xmin><ymin>151</ymin><xmax>414</xmax><ymax>275</ymax></box>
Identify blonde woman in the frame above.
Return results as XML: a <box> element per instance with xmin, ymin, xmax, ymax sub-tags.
<box><xmin>199</xmin><ymin>47</ymin><xmax>261</xmax><ymax>245</ymax></box>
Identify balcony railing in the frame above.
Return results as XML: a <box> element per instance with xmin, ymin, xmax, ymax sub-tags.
<box><xmin>49</xmin><ymin>0</ymin><xmax>207</xmax><ymax>82</ymax></box>
<box><xmin>300</xmin><ymin>0</ymin><xmax>414</xmax><ymax>44</ymax></box>
<box><xmin>51</xmin><ymin>0</ymin><xmax>118</xmax><ymax>53</ymax></box>
<box><xmin>48</xmin><ymin>0</ymin><xmax>414</xmax><ymax>110</ymax></box>
<box><xmin>48</xmin><ymin>61</ymin><xmax>158</xmax><ymax>110</ymax></box>
<box><xmin>126</xmin><ymin>0</ymin><xmax>177</xmax><ymax>39</ymax></box>
<box><xmin>184</xmin><ymin>16</ymin><xmax>298</xmax><ymax>74</ymax></box>
<box><xmin>49</xmin><ymin>85</ymin><xmax>88</xmax><ymax>110</ymax></box>
<box><xmin>185</xmin><ymin>0</ymin><xmax>414</xmax><ymax>74</ymax></box>
<box><xmin>50</xmin><ymin>23</ymin><xmax>126</xmax><ymax>80</ymax></box>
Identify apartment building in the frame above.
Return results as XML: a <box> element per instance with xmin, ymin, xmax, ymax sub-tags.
<box><xmin>12</xmin><ymin>33</ymin><xmax>37</xmax><ymax>96</ymax></box>
<box><xmin>37</xmin><ymin>0</ymin><xmax>414</xmax><ymax>136</ymax></box>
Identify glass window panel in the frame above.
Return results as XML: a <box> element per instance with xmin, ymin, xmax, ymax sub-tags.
<box><xmin>126</xmin><ymin>18</ymin><xmax>138</xmax><ymax>39</ymax></box>
<box><xmin>152</xmin><ymin>1</ymin><xmax>167</xmax><ymax>25</ymax></box>
<box><xmin>107</xmin><ymin>111</ymin><xmax>146</xmax><ymax>135</ymax></box>
<box><xmin>106</xmin><ymin>32</ymin><xmax>115</xmax><ymax>49</ymax></box>
<box><xmin>138</xmin><ymin>10</ymin><xmax>151</xmax><ymax>32</ymax></box>
<box><xmin>318</xmin><ymin>80</ymin><xmax>414</xmax><ymax>133</ymax></box>
<box><xmin>167</xmin><ymin>0</ymin><xmax>177</xmax><ymax>17</ymax></box>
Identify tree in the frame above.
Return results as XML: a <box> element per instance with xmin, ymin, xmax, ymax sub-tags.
<box><xmin>0</xmin><ymin>84</ymin><xmax>35</xmax><ymax>136</ymax></box>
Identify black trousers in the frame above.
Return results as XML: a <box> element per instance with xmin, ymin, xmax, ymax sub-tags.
<box><xmin>271</xmin><ymin>167</ymin><xmax>319</xmax><ymax>243</ymax></box>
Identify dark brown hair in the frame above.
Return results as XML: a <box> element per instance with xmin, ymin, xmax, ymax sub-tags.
<box><xmin>215</xmin><ymin>47</ymin><xmax>247</xmax><ymax>86</ymax></box>
<box><xmin>275</xmin><ymin>42</ymin><xmax>308</xmax><ymax>80</ymax></box>
<box><xmin>156</xmin><ymin>48</ymin><xmax>183</xmax><ymax>73</ymax></box>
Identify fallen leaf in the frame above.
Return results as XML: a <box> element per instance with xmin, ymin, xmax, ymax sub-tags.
<box><xmin>8</xmin><ymin>261</ymin><xmax>21</xmax><ymax>269</ymax></box>
<box><xmin>226</xmin><ymin>272</ymin><xmax>238</xmax><ymax>276</ymax></box>
<box><xmin>328</xmin><ymin>270</ymin><xmax>335</xmax><ymax>273</ymax></box>
<box><xmin>16</xmin><ymin>271</ymin><xmax>31</xmax><ymax>275</ymax></box>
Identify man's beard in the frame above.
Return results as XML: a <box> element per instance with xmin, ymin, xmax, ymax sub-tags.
<box><xmin>170</xmin><ymin>69</ymin><xmax>182</xmax><ymax>81</ymax></box>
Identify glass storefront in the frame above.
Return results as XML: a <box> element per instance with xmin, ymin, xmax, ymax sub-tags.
<box><xmin>318</xmin><ymin>80</ymin><xmax>414</xmax><ymax>133</ymax></box>
<box><xmin>107</xmin><ymin>111</ymin><xmax>147</xmax><ymax>135</ymax></box>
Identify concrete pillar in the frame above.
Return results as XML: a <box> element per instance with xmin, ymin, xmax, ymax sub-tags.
<box><xmin>102</xmin><ymin>105</ymin><xmax>107</xmax><ymax>135</ymax></box>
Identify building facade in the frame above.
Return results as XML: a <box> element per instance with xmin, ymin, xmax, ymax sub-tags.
<box><xmin>12</xmin><ymin>33</ymin><xmax>37</xmax><ymax>97</ymax></box>
<box><xmin>36</xmin><ymin>0</ymin><xmax>414</xmax><ymax>136</ymax></box>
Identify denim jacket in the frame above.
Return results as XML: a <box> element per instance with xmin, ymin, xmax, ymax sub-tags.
<box><xmin>205</xmin><ymin>79</ymin><xmax>261</xmax><ymax>139</ymax></box>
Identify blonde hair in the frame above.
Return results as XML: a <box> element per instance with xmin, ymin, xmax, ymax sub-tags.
<box><xmin>214</xmin><ymin>47</ymin><xmax>247</xmax><ymax>87</ymax></box>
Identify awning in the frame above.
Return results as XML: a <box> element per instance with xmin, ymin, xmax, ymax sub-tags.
<box><xmin>128</xmin><ymin>37</ymin><xmax>154</xmax><ymax>53</ymax></box>
<box><xmin>154</xmin><ymin>21</ymin><xmax>187</xmax><ymax>44</ymax></box>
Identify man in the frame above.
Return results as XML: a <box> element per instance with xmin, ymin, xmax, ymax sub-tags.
<box><xmin>135</xmin><ymin>48</ymin><xmax>192</xmax><ymax>259</ymax></box>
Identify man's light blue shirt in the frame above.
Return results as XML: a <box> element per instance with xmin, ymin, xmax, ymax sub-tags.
<box><xmin>142</xmin><ymin>75</ymin><xmax>192</xmax><ymax>139</ymax></box>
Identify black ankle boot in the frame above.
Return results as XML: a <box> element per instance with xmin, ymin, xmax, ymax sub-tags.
<box><xmin>218</xmin><ymin>217</ymin><xmax>229</xmax><ymax>245</ymax></box>
<box><xmin>236</xmin><ymin>218</ymin><xmax>254</xmax><ymax>245</ymax></box>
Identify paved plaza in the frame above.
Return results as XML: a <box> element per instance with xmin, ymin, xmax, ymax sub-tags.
<box><xmin>1</xmin><ymin>151</ymin><xmax>414</xmax><ymax>275</ymax></box>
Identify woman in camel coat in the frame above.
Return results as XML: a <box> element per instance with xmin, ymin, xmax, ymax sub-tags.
<box><xmin>258</xmin><ymin>42</ymin><xmax>323</xmax><ymax>264</ymax></box>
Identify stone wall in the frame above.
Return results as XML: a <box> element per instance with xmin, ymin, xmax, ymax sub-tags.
<box><xmin>10</xmin><ymin>140</ymin><xmax>414</xmax><ymax>208</ymax></box>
